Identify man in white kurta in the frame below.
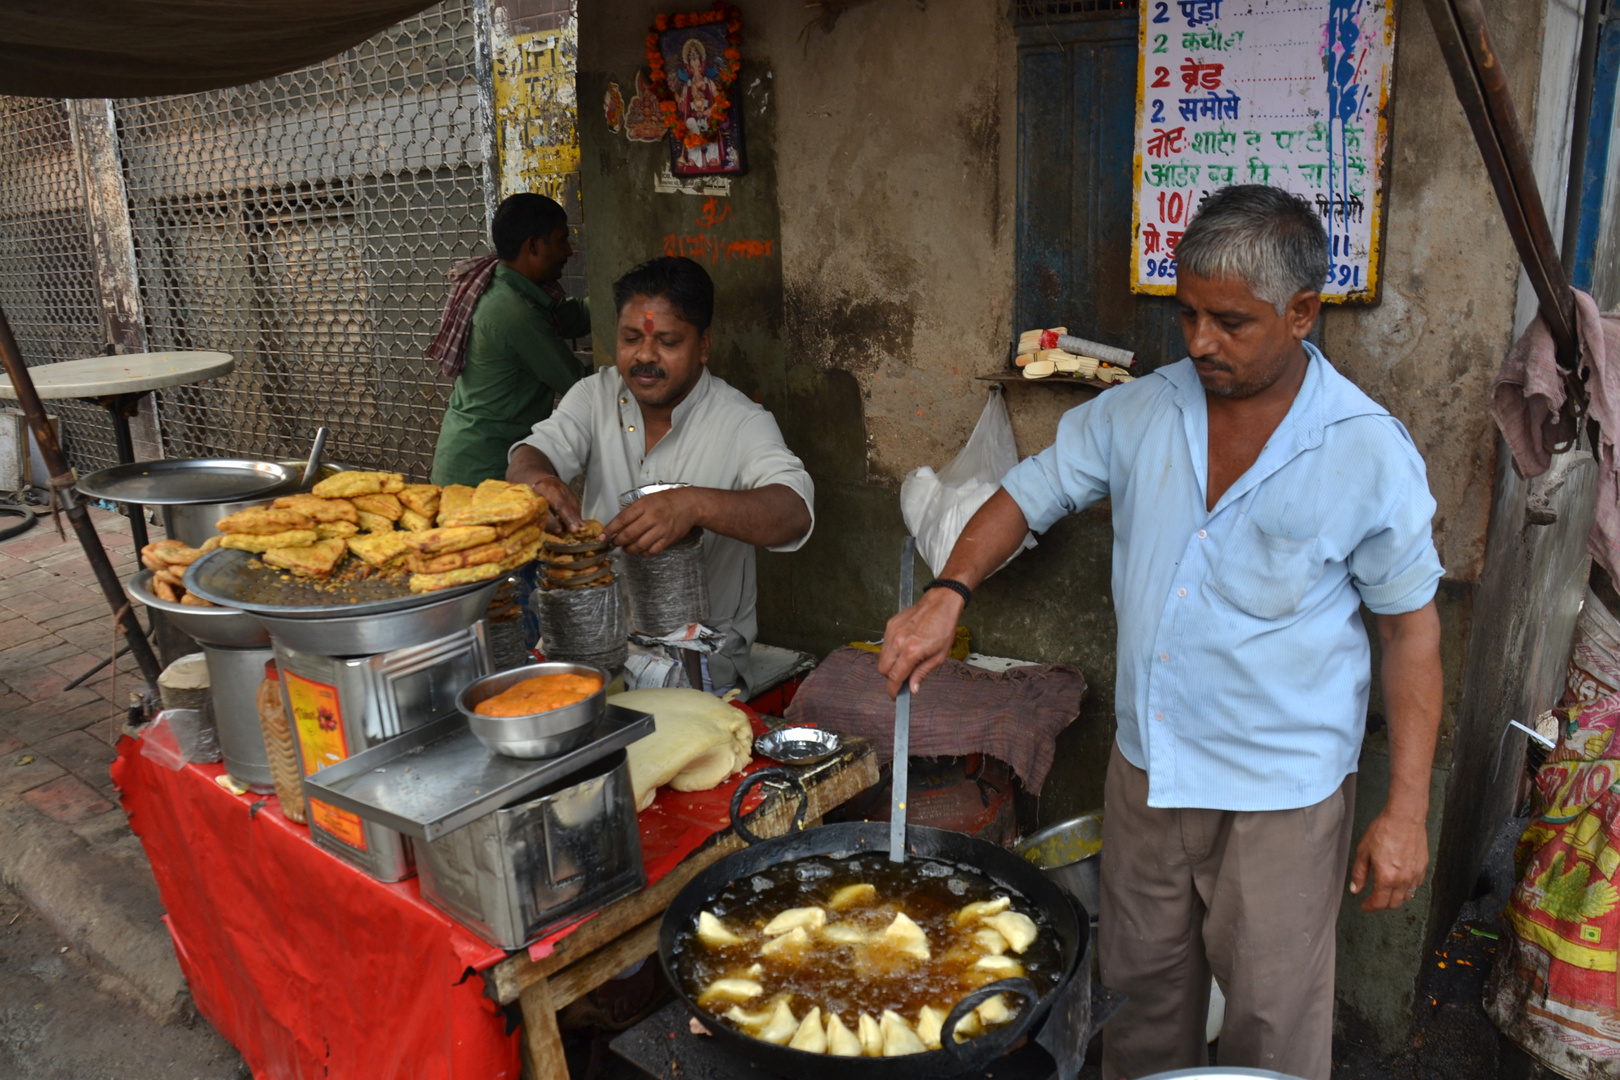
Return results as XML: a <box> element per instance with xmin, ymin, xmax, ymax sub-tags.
<box><xmin>509</xmin><ymin>256</ymin><xmax>814</xmax><ymax>693</ymax></box>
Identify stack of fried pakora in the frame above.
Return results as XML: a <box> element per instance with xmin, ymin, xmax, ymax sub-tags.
<box><xmin>139</xmin><ymin>538</ymin><xmax>221</xmax><ymax>605</ymax></box>
<box><xmin>205</xmin><ymin>471</ymin><xmax>546</xmax><ymax>592</ymax></box>
<box><xmin>401</xmin><ymin>480</ymin><xmax>547</xmax><ymax>593</ymax></box>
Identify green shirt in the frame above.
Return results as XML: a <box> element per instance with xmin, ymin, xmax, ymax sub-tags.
<box><xmin>431</xmin><ymin>264</ymin><xmax>591</xmax><ymax>487</ymax></box>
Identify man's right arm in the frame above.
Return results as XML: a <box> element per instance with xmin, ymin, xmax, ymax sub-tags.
<box><xmin>876</xmin><ymin>490</ymin><xmax>1031</xmax><ymax>698</ymax></box>
<box><xmin>507</xmin><ymin>445</ymin><xmax>584</xmax><ymax>532</ymax></box>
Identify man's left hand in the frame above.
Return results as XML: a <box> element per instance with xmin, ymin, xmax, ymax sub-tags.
<box><xmin>1349</xmin><ymin>811</ymin><xmax>1429</xmax><ymax>912</ymax></box>
<box><xmin>605</xmin><ymin>489</ymin><xmax>704</xmax><ymax>556</ymax></box>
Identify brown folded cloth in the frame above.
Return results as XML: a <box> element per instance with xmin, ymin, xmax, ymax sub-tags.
<box><xmin>1491</xmin><ymin>289</ymin><xmax>1620</xmax><ymax>580</ymax></box>
<box><xmin>783</xmin><ymin>646</ymin><xmax>1086</xmax><ymax>791</ymax></box>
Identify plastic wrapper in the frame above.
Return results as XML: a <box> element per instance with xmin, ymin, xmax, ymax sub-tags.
<box><xmin>900</xmin><ymin>389</ymin><xmax>1036</xmax><ymax>578</ymax></box>
<box><xmin>1562</xmin><ymin>587</ymin><xmax>1620</xmax><ymax>707</ymax></box>
<box><xmin>623</xmin><ymin>536</ymin><xmax>709</xmax><ymax>636</ymax></box>
<box><xmin>139</xmin><ymin>708</ymin><xmax>221</xmax><ymax>770</ymax></box>
<box><xmin>533</xmin><ymin>576</ymin><xmax>629</xmax><ymax>672</ymax></box>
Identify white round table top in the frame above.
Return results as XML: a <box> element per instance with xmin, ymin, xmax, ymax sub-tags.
<box><xmin>0</xmin><ymin>351</ymin><xmax>235</xmax><ymax>400</ymax></box>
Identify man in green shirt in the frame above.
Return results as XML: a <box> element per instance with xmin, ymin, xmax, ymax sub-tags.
<box><xmin>431</xmin><ymin>193</ymin><xmax>591</xmax><ymax>486</ymax></box>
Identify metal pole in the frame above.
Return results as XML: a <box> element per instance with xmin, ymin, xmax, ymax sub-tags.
<box><xmin>0</xmin><ymin>304</ymin><xmax>161</xmax><ymax>691</ymax></box>
<box><xmin>1420</xmin><ymin>0</ymin><xmax>1581</xmax><ymax>366</ymax></box>
<box><xmin>1562</xmin><ymin>0</ymin><xmax>1606</xmax><ymax>279</ymax></box>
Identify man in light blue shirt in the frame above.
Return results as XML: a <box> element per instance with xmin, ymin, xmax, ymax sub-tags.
<box><xmin>879</xmin><ymin>186</ymin><xmax>1443</xmax><ymax>1080</ymax></box>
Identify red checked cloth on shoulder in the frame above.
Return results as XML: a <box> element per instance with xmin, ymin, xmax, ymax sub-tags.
<box><xmin>427</xmin><ymin>254</ymin><xmax>499</xmax><ymax>379</ymax></box>
<box><xmin>783</xmin><ymin>646</ymin><xmax>1085</xmax><ymax>791</ymax></box>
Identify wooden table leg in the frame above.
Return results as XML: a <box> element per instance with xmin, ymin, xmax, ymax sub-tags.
<box><xmin>519</xmin><ymin>976</ymin><xmax>570</xmax><ymax>1080</ymax></box>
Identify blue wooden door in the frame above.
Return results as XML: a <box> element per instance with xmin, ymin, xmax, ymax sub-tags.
<box><xmin>1016</xmin><ymin>7</ymin><xmax>1185</xmax><ymax>371</ymax></box>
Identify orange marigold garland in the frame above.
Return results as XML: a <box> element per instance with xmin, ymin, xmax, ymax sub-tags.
<box><xmin>647</xmin><ymin>3</ymin><xmax>742</xmax><ymax>150</ymax></box>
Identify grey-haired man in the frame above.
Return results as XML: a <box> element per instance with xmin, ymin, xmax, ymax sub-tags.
<box><xmin>878</xmin><ymin>186</ymin><xmax>1444</xmax><ymax>1078</ymax></box>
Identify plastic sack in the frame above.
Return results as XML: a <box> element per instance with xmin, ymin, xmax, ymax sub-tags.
<box><xmin>140</xmin><ymin>708</ymin><xmax>220</xmax><ymax>771</ymax></box>
<box><xmin>900</xmin><ymin>389</ymin><xmax>1036</xmax><ymax>578</ymax></box>
<box><xmin>1563</xmin><ymin>588</ymin><xmax>1620</xmax><ymax>707</ymax></box>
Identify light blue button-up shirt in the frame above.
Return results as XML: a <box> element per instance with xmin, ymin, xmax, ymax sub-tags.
<box><xmin>1001</xmin><ymin>344</ymin><xmax>1443</xmax><ymax>811</ymax></box>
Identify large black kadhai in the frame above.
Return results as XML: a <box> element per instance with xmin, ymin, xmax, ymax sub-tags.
<box><xmin>658</xmin><ymin>769</ymin><xmax>1093</xmax><ymax>1080</ymax></box>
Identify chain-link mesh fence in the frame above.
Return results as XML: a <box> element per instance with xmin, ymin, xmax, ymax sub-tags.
<box><xmin>116</xmin><ymin>0</ymin><xmax>489</xmax><ymax>476</ymax></box>
<box><xmin>0</xmin><ymin>97</ymin><xmax>123</xmax><ymax>475</ymax></box>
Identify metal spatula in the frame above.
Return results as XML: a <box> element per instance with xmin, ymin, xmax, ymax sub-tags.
<box><xmin>890</xmin><ymin>536</ymin><xmax>916</xmax><ymax>863</ymax></box>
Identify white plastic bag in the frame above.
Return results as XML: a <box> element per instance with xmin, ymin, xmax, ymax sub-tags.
<box><xmin>900</xmin><ymin>389</ymin><xmax>1036</xmax><ymax>578</ymax></box>
<box><xmin>139</xmin><ymin>708</ymin><xmax>220</xmax><ymax>770</ymax></box>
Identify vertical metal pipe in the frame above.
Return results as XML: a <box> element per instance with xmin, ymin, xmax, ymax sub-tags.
<box><xmin>1562</xmin><ymin>0</ymin><xmax>1606</xmax><ymax>277</ymax></box>
<box><xmin>0</xmin><ymin>305</ymin><xmax>161</xmax><ymax>690</ymax></box>
<box><xmin>1420</xmin><ymin>0</ymin><xmax>1581</xmax><ymax>365</ymax></box>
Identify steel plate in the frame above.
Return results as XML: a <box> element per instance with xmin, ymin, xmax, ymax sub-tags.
<box><xmin>183</xmin><ymin>547</ymin><xmax>501</xmax><ymax>619</ymax></box>
<box><xmin>77</xmin><ymin>458</ymin><xmax>298</xmax><ymax>505</ymax></box>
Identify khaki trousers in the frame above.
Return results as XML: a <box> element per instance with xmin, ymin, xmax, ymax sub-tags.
<box><xmin>1098</xmin><ymin>744</ymin><xmax>1355</xmax><ymax>1080</ymax></box>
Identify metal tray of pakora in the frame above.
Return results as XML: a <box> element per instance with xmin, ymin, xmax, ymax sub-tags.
<box><xmin>183</xmin><ymin>547</ymin><xmax>509</xmax><ymax>619</ymax></box>
<box><xmin>302</xmin><ymin>704</ymin><xmax>656</xmax><ymax>841</ymax></box>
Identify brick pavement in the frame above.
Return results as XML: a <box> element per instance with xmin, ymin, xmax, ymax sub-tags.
<box><xmin>0</xmin><ymin>506</ymin><xmax>147</xmax><ymax>833</ymax></box>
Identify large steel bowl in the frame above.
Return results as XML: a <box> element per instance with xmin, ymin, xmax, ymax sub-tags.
<box><xmin>248</xmin><ymin>577</ymin><xmax>507</xmax><ymax>654</ymax></box>
<box><xmin>126</xmin><ymin>570</ymin><xmax>270</xmax><ymax>648</ymax></box>
<box><xmin>457</xmin><ymin>661</ymin><xmax>608</xmax><ymax>758</ymax></box>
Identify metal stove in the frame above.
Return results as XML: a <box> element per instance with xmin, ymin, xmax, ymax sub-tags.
<box><xmin>273</xmin><ymin>623</ymin><xmax>491</xmax><ymax>881</ymax></box>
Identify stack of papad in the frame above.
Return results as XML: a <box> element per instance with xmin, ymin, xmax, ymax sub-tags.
<box><xmin>402</xmin><ymin>480</ymin><xmax>547</xmax><ymax>593</ymax></box>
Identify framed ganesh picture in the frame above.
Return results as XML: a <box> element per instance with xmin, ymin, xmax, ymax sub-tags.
<box><xmin>647</xmin><ymin>4</ymin><xmax>746</xmax><ymax>176</ymax></box>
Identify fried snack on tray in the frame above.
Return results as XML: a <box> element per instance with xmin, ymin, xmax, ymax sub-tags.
<box><xmin>179</xmin><ymin>592</ymin><xmax>216</xmax><ymax>607</ymax></box>
<box><xmin>199</xmin><ymin>535</ymin><xmax>222</xmax><ymax>554</ymax></box>
<box><xmin>151</xmin><ymin>577</ymin><xmax>181</xmax><ymax>602</ymax></box>
<box><xmin>261</xmin><ymin>538</ymin><xmax>348</xmax><ymax>577</ymax></box>
<box><xmin>398</xmin><ymin>484</ymin><xmax>441</xmax><ymax>520</ymax></box>
<box><xmin>272</xmin><ymin>493</ymin><xmax>359</xmax><ymax>524</ymax></box>
<box><xmin>406</xmin><ymin>541</ymin><xmax>508</xmax><ymax>574</ymax></box>
<box><xmin>142</xmin><ymin>538</ymin><xmax>208</xmax><ymax>569</ymax></box>
<box><xmin>215</xmin><ymin>508</ymin><xmax>314</xmax><ymax>534</ymax></box>
<box><xmin>355</xmin><ymin>510</ymin><xmax>396</xmax><ymax>533</ymax></box>
<box><xmin>501</xmin><ymin>523</ymin><xmax>542</xmax><ymax>554</ymax></box>
<box><xmin>408</xmin><ymin>562</ymin><xmax>504</xmax><ymax>593</ymax></box>
<box><xmin>351</xmin><ymin>493</ymin><xmax>404</xmax><ymax>521</ymax></box>
<box><xmin>311</xmin><ymin>471</ymin><xmax>404</xmax><ymax>499</ymax></box>
<box><xmin>347</xmin><ymin>531</ymin><xmax>413</xmax><ymax>568</ymax></box>
<box><xmin>403</xmin><ymin>525</ymin><xmax>498</xmax><ymax>556</ymax></box>
<box><xmin>153</xmin><ymin>567</ymin><xmax>184</xmax><ymax>588</ymax></box>
<box><xmin>221</xmin><ymin>529</ymin><xmax>320</xmax><ymax>552</ymax></box>
<box><xmin>440</xmin><ymin>482</ymin><xmax>547</xmax><ymax>531</ymax></box>
<box><xmin>316</xmin><ymin>521</ymin><xmax>359</xmax><ymax>540</ymax></box>
<box><xmin>399</xmin><ymin>509</ymin><xmax>432</xmax><ymax>532</ymax></box>
<box><xmin>436</xmin><ymin>484</ymin><xmax>475</xmax><ymax>524</ymax></box>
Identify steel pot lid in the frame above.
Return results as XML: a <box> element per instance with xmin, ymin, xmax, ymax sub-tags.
<box><xmin>126</xmin><ymin>570</ymin><xmax>271</xmax><ymax>647</ymax></box>
<box><xmin>78</xmin><ymin>458</ymin><xmax>298</xmax><ymax>506</ymax></box>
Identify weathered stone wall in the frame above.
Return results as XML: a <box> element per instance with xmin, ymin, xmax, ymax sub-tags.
<box><xmin>577</xmin><ymin>0</ymin><xmax>1552</xmax><ymax>1055</ymax></box>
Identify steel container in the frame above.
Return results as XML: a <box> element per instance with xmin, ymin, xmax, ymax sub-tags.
<box><xmin>126</xmin><ymin>570</ymin><xmax>270</xmax><ymax>648</ymax></box>
<box><xmin>416</xmin><ymin>747</ymin><xmax>645</xmax><ymax>949</ymax></box>
<box><xmin>457</xmin><ymin>661</ymin><xmax>608</xmax><ymax>758</ymax></box>
<box><xmin>1016</xmin><ymin>810</ymin><xmax>1103</xmax><ymax>923</ymax></box>
<box><xmin>199</xmin><ymin>643</ymin><xmax>277</xmax><ymax>791</ymax></box>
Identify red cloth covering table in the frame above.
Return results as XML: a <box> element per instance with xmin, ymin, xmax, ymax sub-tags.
<box><xmin>112</xmin><ymin>737</ymin><xmax>520</xmax><ymax>1080</ymax></box>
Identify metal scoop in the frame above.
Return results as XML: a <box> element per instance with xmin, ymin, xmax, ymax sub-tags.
<box><xmin>890</xmin><ymin>535</ymin><xmax>916</xmax><ymax>863</ymax></box>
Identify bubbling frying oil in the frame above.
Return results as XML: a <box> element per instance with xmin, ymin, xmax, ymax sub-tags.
<box><xmin>674</xmin><ymin>854</ymin><xmax>1063</xmax><ymax>1049</ymax></box>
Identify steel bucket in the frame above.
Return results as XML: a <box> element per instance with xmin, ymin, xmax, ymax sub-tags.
<box><xmin>1016</xmin><ymin>810</ymin><xmax>1103</xmax><ymax>922</ymax></box>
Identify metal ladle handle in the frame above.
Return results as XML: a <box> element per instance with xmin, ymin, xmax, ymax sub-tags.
<box><xmin>301</xmin><ymin>426</ymin><xmax>329</xmax><ymax>488</ymax></box>
<box><xmin>940</xmin><ymin>977</ymin><xmax>1039</xmax><ymax>1059</ymax></box>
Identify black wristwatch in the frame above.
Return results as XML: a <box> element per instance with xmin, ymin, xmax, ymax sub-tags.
<box><xmin>923</xmin><ymin>578</ymin><xmax>972</xmax><ymax>608</ymax></box>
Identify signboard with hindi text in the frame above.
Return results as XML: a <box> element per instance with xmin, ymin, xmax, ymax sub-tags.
<box><xmin>1130</xmin><ymin>0</ymin><xmax>1394</xmax><ymax>301</ymax></box>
